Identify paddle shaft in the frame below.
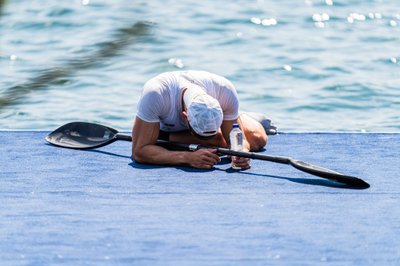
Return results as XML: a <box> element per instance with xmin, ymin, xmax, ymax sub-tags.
<box><xmin>46</xmin><ymin>122</ymin><xmax>369</xmax><ymax>188</ymax></box>
<box><xmin>45</xmin><ymin>122</ymin><xmax>369</xmax><ymax>188</ymax></box>
<box><xmin>111</xmin><ymin>133</ymin><xmax>369</xmax><ymax>188</ymax></box>
<box><xmin>116</xmin><ymin>133</ymin><xmax>289</xmax><ymax>164</ymax></box>
<box><xmin>116</xmin><ymin>133</ymin><xmax>132</xmax><ymax>141</ymax></box>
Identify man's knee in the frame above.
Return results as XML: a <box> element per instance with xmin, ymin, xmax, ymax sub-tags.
<box><xmin>248</xmin><ymin>132</ymin><xmax>267</xmax><ymax>151</ymax></box>
<box><xmin>241</xmin><ymin>119</ymin><xmax>268</xmax><ymax>151</ymax></box>
<box><xmin>239</xmin><ymin>113</ymin><xmax>268</xmax><ymax>151</ymax></box>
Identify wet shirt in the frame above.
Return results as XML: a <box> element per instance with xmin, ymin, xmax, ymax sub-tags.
<box><xmin>136</xmin><ymin>70</ymin><xmax>239</xmax><ymax>132</ymax></box>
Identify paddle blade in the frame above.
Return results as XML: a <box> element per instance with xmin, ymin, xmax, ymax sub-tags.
<box><xmin>45</xmin><ymin>122</ymin><xmax>118</xmax><ymax>149</ymax></box>
<box><xmin>290</xmin><ymin>159</ymin><xmax>370</xmax><ymax>188</ymax></box>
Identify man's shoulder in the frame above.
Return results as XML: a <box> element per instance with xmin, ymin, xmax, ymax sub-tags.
<box><xmin>150</xmin><ymin>70</ymin><xmax>225</xmax><ymax>81</ymax></box>
<box><xmin>145</xmin><ymin>70</ymin><xmax>234</xmax><ymax>92</ymax></box>
<box><xmin>144</xmin><ymin>71</ymin><xmax>181</xmax><ymax>91</ymax></box>
<box><xmin>181</xmin><ymin>70</ymin><xmax>232</xmax><ymax>87</ymax></box>
<box><xmin>148</xmin><ymin>71</ymin><xmax>180</xmax><ymax>82</ymax></box>
<box><xmin>185</xmin><ymin>70</ymin><xmax>222</xmax><ymax>79</ymax></box>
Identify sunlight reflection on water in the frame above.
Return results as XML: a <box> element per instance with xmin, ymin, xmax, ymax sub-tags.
<box><xmin>0</xmin><ymin>0</ymin><xmax>399</xmax><ymax>132</ymax></box>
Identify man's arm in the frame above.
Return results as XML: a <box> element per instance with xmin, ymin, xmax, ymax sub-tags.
<box><xmin>168</xmin><ymin>129</ymin><xmax>227</xmax><ymax>148</ymax></box>
<box><xmin>132</xmin><ymin>117</ymin><xmax>221</xmax><ymax>169</ymax></box>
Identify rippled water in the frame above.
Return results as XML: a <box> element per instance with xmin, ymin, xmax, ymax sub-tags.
<box><xmin>0</xmin><ymin>0</ymin><xmax>399</xmax><ymax>132</ymax></box>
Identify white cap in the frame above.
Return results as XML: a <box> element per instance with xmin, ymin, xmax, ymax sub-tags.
<box><xmin>184</xmin><ymin>87</ymin><xmax>223</xmax><ymax>137</ymax></box>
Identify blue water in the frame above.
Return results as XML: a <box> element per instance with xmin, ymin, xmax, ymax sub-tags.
<box><xmin>0</xmin><ymin>0</ymin><xmax>399</xmax><ymax>132</ymax></box>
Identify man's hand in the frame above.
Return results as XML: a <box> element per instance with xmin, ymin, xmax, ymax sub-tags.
<box><xmin>187</xmin><ymin>149</ymin><xmax>221</xmax><ymax>169</ymax></box>
<box><xmin>231</xmin><ymin>156</ymin><xmax>251</xmax><ymax>170</ymax></box>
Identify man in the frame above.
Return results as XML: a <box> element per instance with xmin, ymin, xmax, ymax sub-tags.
<box><xmin>132</xmin><ymin>70</ymin><xmax>271</xmax><ymax>169</ymax></box>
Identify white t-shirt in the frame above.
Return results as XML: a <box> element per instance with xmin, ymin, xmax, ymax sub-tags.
<box><xmin>136</xmin><ymin>70</ymin><xmax>239</xmax><ymax>132</ymax></box>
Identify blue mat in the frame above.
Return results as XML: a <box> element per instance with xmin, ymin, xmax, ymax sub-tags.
<box><xmin>1</xmin><ymin>131</ymin><xmax>399</xmax><ymax>265</ymax></box>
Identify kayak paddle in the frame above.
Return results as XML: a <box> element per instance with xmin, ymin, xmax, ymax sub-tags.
<box><xmin>45</xmin><ymin>122</ymin><xmax>370</xmax><ymax>188</ymax></box>
<box><xmin>45</xmin><ymin>122</ymin><xmax>131</xmax><ymax>149</ymax></box>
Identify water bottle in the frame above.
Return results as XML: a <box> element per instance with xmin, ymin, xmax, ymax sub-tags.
<box><xmin>230</xmin><ymin>123</ymin><xmax>243</xmax><ymax>169</ymax></box>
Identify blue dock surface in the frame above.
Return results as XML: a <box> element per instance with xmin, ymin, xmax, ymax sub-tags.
<box><xmin>1</xmin><ymin>131</ymin><xmax>399</xmax><ymax>265</ymax></box>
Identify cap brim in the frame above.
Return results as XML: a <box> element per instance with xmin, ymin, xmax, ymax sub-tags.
<box><xmin>188</xmin><ymin>123</ymin><xmax>217</xmax><ymax>140</ymax></box>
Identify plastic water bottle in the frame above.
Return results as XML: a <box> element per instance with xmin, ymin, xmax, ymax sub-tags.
<box><xmin>230</xmin><ymin>123</ymin><xmax>243</xmax><ymax>169</ymax></box>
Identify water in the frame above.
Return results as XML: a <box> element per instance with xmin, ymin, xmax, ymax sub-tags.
<box><xmin>0</xmin><ymin>0</ymin><xmax>399</xmax><ymax>132</ymax></box>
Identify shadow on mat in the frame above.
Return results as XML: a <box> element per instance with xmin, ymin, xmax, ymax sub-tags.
<box><xmin>215</xmin><ymin>168</ymin><xmax>356</xmax><ymax>189</ymax></box>
<box><xmin>216</xmin><ymin>157</ymin><xmax>361</xmax><ymax>189</ymax></box>
<box><xmin>129</xmin><ymin>161</ymin><xmax>215</xmax><ymax>172</ymax></box>
<box><xmin>130</xmin><ymin>156</ymin><xmax>234</xmax><ymax>172</ymax></box>
<box><xmin>129</xmin><ymin>156</ymin><xmax>357</xmax><ymax>189</ymax></box>
<box><xmin>44</xmin><ymin>143</ymin><xmax>133</xmax><ymax>159</ymax></box>
<box><xmin>88</xmin><ymin>149</ymin><xmax>132</xmax><ymax>159</ymax></box>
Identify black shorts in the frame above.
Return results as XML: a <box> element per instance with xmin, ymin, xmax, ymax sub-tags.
<box><xmin>158</xmin><ymin>130</ymin><xmax>170</xmax><ymax>141</ymax></box>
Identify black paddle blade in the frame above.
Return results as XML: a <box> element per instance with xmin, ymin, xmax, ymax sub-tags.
<box><xmin>290</xmin><ymin>159</ymin><xmax>370</xmax><ymax>188</ymax></box>
<box><xmin>45</xmin><ymin>122</ymin><xmax>119</xmax><ymax>149</ymax></box>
